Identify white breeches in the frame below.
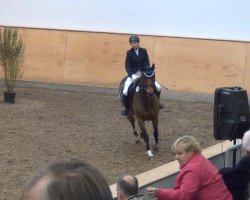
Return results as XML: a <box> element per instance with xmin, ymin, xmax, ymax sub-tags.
<box><xmin>122</xmin><ymin>77</ymin><xmax>134</xmax><ymax>96</ymax></box>
<box><xmin>122</xmin><ymin>71</ymin><xmax>161</xmax><ymax>96</ymax></box>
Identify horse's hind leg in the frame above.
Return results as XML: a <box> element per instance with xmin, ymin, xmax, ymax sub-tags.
<box><xmin>127</xmin><ymin>111</ymin><xmax>140</xmax><ymax>143</ymax></box>
<box><xmin>137</xmin><ymin>119</ymin><xmax>153</xmax><ymax>158</ymax></box>
<box><xmin>152</xmin><ymin>118</ymin><xmax>160</xmax><ymax>151</ymax></box>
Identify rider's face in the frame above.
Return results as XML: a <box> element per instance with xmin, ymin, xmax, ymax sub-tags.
<box><xmin>130</xmin><ymin>42</ymin><xmax>139</xmax><ymax>49</ymax></box>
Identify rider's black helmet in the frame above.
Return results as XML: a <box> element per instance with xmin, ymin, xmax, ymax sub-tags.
<box><xmin>129</xmin><ymin>35</ymin><xmax>140</xmax><ymax>43</ymax></box>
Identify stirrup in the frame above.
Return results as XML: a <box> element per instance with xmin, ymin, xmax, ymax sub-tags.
<box><xmin>121</xmin><ymin>107</ymin><xmax>128</xmax><ymax>116</ymax></box>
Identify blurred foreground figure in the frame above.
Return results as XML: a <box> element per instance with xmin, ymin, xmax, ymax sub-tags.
<box><xmin>22</xmin><ymin>158</ymin><xmax>113</xmax><ymax>200</ymax></box>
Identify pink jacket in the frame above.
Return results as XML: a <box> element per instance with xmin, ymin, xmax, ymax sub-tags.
<box><xmin>157</xmin><ymin>154</ymin><xmax>232</xmax><ymax>200</ymax></box>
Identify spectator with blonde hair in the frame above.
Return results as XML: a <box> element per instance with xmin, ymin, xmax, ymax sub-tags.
<box><xmin>147</xmin><ymin>135</ymin><xmax>232</xmax><ymax>200</ymax></box>
<box><xmin>220</xmin><ymin>130</ymin><xmax>250</xmax><ymax>200</ymax></box>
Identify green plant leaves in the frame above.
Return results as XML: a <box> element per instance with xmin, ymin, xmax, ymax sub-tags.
<box><xmin>0</xmin><ymin>27</ymin><xmax>25</xmax><ymax>91</ymax></box>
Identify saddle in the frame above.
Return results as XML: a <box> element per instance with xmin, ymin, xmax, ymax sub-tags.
<box><xmin>126</xmin><ymin>80</ymin><xmax>138</xmax><ymax>105</ymax></box>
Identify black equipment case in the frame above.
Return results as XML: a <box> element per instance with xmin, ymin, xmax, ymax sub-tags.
<box><xmin>214</xmin><ymin>87</ymin><xmax>250</xmax><ymax>140</ymax></box>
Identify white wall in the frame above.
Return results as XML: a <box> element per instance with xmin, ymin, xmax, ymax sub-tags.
<box><xmin>0</xmin><ymin>0</ymin><xmax>250</xmax><ymax>41</ymax></box>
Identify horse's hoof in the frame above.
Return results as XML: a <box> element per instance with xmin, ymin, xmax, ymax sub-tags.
<box><xmin>135</xmin><ymin>138</ymin><xmax>140</xmax><ymax>143</ymax></box>
<box><xmin>146</xmin><ymin>150</ymin><xmax>154</xmax><ymax>158</ymax></box>
<box><xmin>153</xmin><ymin>143</ymin><xmax>160</xmax><ymax>151</ymax></box>
<box><xmin>148</xmin><ymin>156</ymin><xmax>154</xmax><ymax>160</ymax></box>
<box><xmin>134</xmin><ymin>135</ymin><xmax>140</xmax><ymax>143</ymax></box>
<box><xmin>159</xmin><ymin>103</ymin><xmax>165</xmax><ymax>109</ymax></box>
<box><xmin>135</xmin><ymin>139</ymin><xmax>140</xmax><ymax>144</ymax></box>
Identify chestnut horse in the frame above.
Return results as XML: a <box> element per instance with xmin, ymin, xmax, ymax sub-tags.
<box><xmin>119</xmin><ymin>64</ymin><xmax>160</xmax><ymax>159</ymax></box>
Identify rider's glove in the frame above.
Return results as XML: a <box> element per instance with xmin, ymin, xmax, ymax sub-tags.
<box><xmin>132</xmin><ymin>74</ymin><xmax>139</xmax><ymax>80</ymax></box>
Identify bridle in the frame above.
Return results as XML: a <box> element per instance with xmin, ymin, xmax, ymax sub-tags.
<box><xmin>137</xmin><ymin>71</ymin><xmax>155</xmax><ymax>98</ymax></box>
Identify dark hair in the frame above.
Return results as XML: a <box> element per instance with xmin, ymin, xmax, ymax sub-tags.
<box><xmin>117</xmin><ymin>174</ymin><xmax>138</xmax><ymax>198</ymax></box>
<box><xmin>23</xmin><ymin>158</ymin><xmax>113</xmax><ymax>200</ymax></box>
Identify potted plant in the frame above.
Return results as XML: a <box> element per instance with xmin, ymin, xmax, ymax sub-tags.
<box><xmin>0</xmin><ymin>27</ymin><xmax>25</xmax><ymax>103</ymax></box>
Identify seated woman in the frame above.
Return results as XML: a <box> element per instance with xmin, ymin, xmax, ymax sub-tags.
<box><xmin>147</xmin><ymin>135</ymin><xmax>232</xmax><ymax>200</ymax></box>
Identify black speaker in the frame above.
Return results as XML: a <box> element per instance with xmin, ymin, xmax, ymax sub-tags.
<box><xmin>214</xmin><ymin>86</ymin><xmax>250</xmax><ymax>140</ymax></box>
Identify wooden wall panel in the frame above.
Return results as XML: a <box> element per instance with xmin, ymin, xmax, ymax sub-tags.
<box><xmin>154</xmin><ymin>37</ymin><xmax>246</xmax><ymax>93</ymax></box>
<box><xmin>244</xmin><ymin>43</ymin><xmax>250</xmax><ymax>92</ymax></box>
<box><xmin>0</xmin><ymin>27</ymin><xmax>249</xmax><ymax>94</ymax></box>
<box><xmin>19</xmin><ymin>29</ymin><xmax>66</xmax><ymax>83</ymax></box>
<box><xmin>63</xmin><ymin>32</ymin><xmax>154</xmax><ymax>86</ymax></box>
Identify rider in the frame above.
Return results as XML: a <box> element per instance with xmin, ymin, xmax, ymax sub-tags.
<box><xmin>120</xmin><ymin>34</ymin><xmax>164</xmax><ymax>116</ymax></box>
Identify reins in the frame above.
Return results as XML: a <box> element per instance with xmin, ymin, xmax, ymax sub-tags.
<box><xmin>137</xmin><ymin>76</ymin><xmax>155</xmax><ymax>111</ymax></box>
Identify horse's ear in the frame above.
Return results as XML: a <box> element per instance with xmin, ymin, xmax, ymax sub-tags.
<box><xmin>151</xmin><ymin>63</ymin><xmax>155</xmax><ymax>70</ymax></box>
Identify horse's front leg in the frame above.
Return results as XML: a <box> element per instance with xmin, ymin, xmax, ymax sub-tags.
<box><xmin>152</xmin><ymin>118</ymin><xmax>160</xmax><ymax>151</ymax></box>
<box><xmin>127</xmin><ymin>111</ymin><xmax>140</xmax><ymax>143</ymax></box>
<box><xmin>137</xmin><ymin>118</ymin><xmax>153</xmax><ymax>158</ymax></box>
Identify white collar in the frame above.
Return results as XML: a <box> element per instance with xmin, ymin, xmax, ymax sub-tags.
<box><xmin>134</xmin><ymin>47</ymin><xmax>139</xmax><ymax>55</ymax></box>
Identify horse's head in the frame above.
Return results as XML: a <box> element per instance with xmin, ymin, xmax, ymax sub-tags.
<box><xmin>139</xmin><ymin>64</ymin><xmax>156</xmax><ymax>99</ymax></box>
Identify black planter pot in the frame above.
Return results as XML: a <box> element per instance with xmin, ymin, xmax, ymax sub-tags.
<box><xmin>4</xmin><ymin>91</ymin><xmax>16</xmax><ymax>104</ymax></box>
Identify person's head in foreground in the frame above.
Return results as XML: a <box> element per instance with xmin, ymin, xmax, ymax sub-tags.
<box><xmin>22</xmin><ymin>158</ymin><xmax>113</xmax><ymax>200</ymax></box>
<box><xmin>116</xmin><ymin>174</ymin><xmax>143</xmax><ymax>200</ymax></box>
<box><xmin>171</xmin><ymin>135</ymin><xmax>201</xmax><ymax>167</ymax></box>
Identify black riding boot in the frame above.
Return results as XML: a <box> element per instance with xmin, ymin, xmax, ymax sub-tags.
<box><xmin>120</xmin><ymin>93</ymin><xmax>129</xmax><ymax>116</ymax></box>
<box><xmin>156</xmin><ymin>91</ymin><xmax>164</xmax><ymax>109</ymax></box>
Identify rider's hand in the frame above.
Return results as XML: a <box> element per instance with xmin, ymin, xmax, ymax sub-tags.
<box><xmin>132</xmin><ymin>74</ymin><xmax>139</xmax><ymax>80</ymax></box>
